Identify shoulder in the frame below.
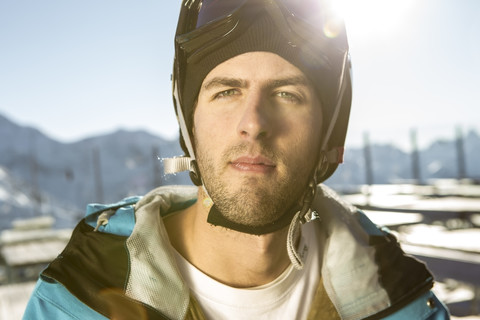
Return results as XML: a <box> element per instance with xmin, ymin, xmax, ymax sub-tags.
<box><xmin>24</xmin><ymin>185</ymin><xmax>198</xmax><ymax>319</ymax></box>
<box><xmin>82</xmin><ymin>185</ymin><xmax>198</xmax><ymax>236</ymax></box>
<box><xmin>312</xmin><ymin>184</ymin><xmax>450</xmax><ymax>319</ymax></box>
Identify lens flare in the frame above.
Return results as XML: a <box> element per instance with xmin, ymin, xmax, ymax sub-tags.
<box><xmin>328</xmin><ymin>0</ymin><xmax>414</xmax><ymax>37</ymax></box>
<box><xmin>323</xmin><ymin>17</ymin><xmax>344</xmax><ymax>38</ymax></box>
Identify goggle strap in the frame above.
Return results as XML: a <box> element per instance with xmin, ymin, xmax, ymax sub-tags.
<box><xmin>173</xmin><ymin>81</ymin><xmax>197</xmax><ymax>161</ymax></box>
<box><xmin>320</xmin><ymin>51</ymin><xmax>349</xmax><ymax>154</ymax></box>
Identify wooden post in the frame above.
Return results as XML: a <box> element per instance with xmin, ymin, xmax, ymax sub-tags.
<box><xmin>455</xmin><ymin>126</ymin><xmax>467</xmax><ymax>180</ymax></box>
<box><xmin>411</xmin><ymin>128</ymin><xmax>422</xmax><ymax>185</ymax></box>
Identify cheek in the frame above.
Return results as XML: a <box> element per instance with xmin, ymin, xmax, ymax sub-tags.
<box><xmin>285</xmin><ymin>116</ymin><xmax>322</xmax><ymax>161</ymax></box>
<box><xmin>195</xmin><ymin>106</ymin><xmax>236</xmax><ymax>137</ymax></box>
<box><xmin>301</xmin><ymin>107</ymin><xmax>323</xmax><ymax>145</ymax></box>
<box><xmin>306</xmin><ymin>116</ymin><xmax>322</xmax><ymax>144</ymax></box>
<box><xmin>193</xmin><ymin>106</ymin><xmax>211</xmax><ymax>137</ymax></box>
<box><xmin>285</xmin><ymin>111</ymin><xmax>321</xmax><ymax>141</ymax></box>
<box><xmin>193</xmin><ymin>111</ymin><xmax>231</xmax><ymax>157</ymax></box>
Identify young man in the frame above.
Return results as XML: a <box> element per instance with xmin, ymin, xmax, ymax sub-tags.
<box><xmin>24</xmin><ymin>0</ymin><xmax>450</xmax><ymax>319</ymax></box>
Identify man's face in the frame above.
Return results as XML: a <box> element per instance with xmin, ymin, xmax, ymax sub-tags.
<box><xmin>194</xmin><ymin>51</ymin><xmax>322</xmax><ymax>228</ymax></box>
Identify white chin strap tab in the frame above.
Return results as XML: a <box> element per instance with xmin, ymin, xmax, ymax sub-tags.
<box><xmin>287</xmin><ymin>208</ymin><xmax>321</xmax><ymax>270</ymax></box>
<box><xmin>163</xmin><ymin>156</ymin><xmax>194</xmax><ymax>175</ymax></box>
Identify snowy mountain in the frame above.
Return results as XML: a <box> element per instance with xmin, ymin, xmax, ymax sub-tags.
<box><xmin>328</xmin><ymin>130</ymin><xmax>480</xmax><ymax>190</ymax></box>
<box><xmin>0</xmin><ymin>113</ymin><xmax>479</xmax><ymax>230</ymax></box>
<box><xmin>0</xmin><ymin>114</ymin><xmax>191</xmax><ymax>230</ymax></box>
<box><xmin>0</xmin><ymin>165</ymin><xmax>82</xmax><ymax>230</ymax></box>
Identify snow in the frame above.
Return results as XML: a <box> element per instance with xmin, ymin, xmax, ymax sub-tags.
<box><xmin>0</xmin><ymin>282</ymin><xmax>36</xmax><ymax>320</ymax></box>
<box><xmin>0</xmin><ymin>186</ymin><xmax>8</xmax><ymax>202</ymax></box>
<box><xmin>399</xmin><ymin>225</ymin><xmax>480</xmax><ymax>253</ymax></box>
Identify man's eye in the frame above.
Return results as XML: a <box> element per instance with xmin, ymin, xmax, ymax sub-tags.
<box><xmin>276</xmin><ymin>91</ymin><xmax>301</xmax><ymax>104</ymax></box>
<box><xmin>214</xmin><ymin>89</ymin><xmax>238</xmax><ymax>99</ymax></box>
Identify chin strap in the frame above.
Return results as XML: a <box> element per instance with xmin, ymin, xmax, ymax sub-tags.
<box><xmin>286</xmin><ymin>182</ymin><xmax>320</xmax><ymax>270</ymax></box>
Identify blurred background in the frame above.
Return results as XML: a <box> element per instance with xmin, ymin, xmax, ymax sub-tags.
<box><xmin>0</xmin><ymin>0</ymin><xmax>479</xmax><ymax>318</ymax></box>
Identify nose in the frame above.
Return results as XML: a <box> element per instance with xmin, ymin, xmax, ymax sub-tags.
<box><xmin>236</xmin><ymin>92</ymin><xmax>270</xmax><ymax>140</ymax></box>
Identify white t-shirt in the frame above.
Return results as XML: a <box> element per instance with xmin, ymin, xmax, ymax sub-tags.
<box><xmin>173</xmin><ymin>222</ymin><xmax>320</xmax><ymax>320</ymax></box>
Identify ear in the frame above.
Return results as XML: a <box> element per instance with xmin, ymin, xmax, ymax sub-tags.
<box><xmin>189</xmin><ymin>160</ymin><xmax>202</xmax><ymax>186</ymax></box>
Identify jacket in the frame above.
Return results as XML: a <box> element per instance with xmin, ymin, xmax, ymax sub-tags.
<box><xmin>23</xmin><ymin>185</ymin><xmax>450</xmax><ymax>319</ymax></box>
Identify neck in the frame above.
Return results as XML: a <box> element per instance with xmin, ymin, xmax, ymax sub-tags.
<box><xmin>165</xmin><ymin>187</ymin><xmax>293</xmax><ymax>288</ymax></box>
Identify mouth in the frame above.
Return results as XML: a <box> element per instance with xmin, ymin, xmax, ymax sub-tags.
<box><xmin>229</xmin><ymin>156</ymin><xmax>276</xmax><ymax>173</ymax></box>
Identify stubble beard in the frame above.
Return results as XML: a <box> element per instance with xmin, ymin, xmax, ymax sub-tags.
<box><xmin>195</xmin><ymin>141</ymin><xmax>313</xmax><ymax>228</ymax></box>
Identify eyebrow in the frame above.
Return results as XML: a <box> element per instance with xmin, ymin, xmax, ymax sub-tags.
<box><xmin>203</xmin><ymin>77</ymin><xmax>248</xmax><ymax>91</ymax></box>
<box><xmin>202</xmin><ymin>75</ymin><xmax>310</xmax><ymax>91</ymax></box>
<box><xmin>266</xmin><ymin>76</ymin><xmax>310</xmax><ymax>90</ymax></box>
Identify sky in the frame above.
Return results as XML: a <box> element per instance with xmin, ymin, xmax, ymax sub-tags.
<box><xmin>0</xmin><ymin>0</ymin><xmax>479</xmax><ymax>151</ymax></box>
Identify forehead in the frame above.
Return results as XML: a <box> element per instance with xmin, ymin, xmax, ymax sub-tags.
<box><xmin>201</xmin><ymin>51</ymin><xmax>312</xmax><ymax>87</ymax></box>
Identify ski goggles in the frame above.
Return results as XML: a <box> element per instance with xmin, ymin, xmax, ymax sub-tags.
<box><xmin>176</xmin><ymin>0</ymin><xmax>346</xmax><ymax>64</ymax></box>
<box><xmin>194</xmin><ymin>0</ymin><xmax>331</xmax><ymax>30</ymax></box>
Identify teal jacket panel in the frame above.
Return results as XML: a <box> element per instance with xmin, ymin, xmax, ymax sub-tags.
<box><xmin>23</xmin><ymin>278</ymin><xmax>108</xmax><ymax>320</ymax></box>
<box><xmin>383</xmin><ymin>291</ymin><xmax>450</xmax><ymax>319</ymax></box>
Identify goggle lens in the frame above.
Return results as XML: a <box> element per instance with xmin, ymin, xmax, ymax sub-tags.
<box><xmin>196</xmin><ymin>0</ymin><xmax>247</xmax><ymax>28</ymax></box>
<box><xmin>280</xmin><ymin>0</ymin><xmax>325</xmax><ymax>25</ymax></box>
<box><xmin>195</xmin><ymin>0</ymin><xmax>328</xmax><ymax>29</ymax></box>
